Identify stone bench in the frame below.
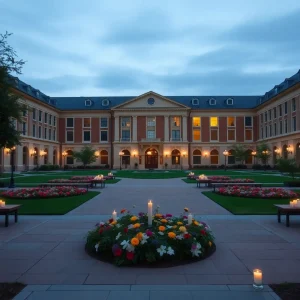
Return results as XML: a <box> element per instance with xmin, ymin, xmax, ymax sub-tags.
<box><xmin>274</xmin><ymin>204</ymin><xmax>300</xmax><ymax>227</ymax></box>
<box><xmin>91</xmin><ymin>180</ymin><xmax>106</xmax><ymax>189</ymax></box>
<box><xmin>0</xmin><ymin>205</ymin><xmax>21</xmax><ymax>227</ymax></box>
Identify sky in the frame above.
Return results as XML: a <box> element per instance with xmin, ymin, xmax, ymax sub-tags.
<box><xmin>1</xmin><ymin>0</ymin><xmax>300</xmax><ymax>97</ymax></box>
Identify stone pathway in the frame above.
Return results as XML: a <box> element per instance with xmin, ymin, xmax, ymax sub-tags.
<box><xmin>0</xmin><ymin>178</ymin><xmax>299</xmax><ymax>299</ymax></box>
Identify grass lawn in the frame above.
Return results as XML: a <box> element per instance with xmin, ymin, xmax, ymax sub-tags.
<box><xmin>1</xmin><ymin>191</ymin><xmax>99</xmax><ymax>215</ymax></box>
<box><xmin>202</xmin><ymin>191</ymin><xmax>300</xmax><ymax>215</ymax></box>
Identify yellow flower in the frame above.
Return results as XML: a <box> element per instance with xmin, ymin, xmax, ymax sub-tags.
<box><xmin>208</xmin><ymin>241</ymin><xmax>212</xmax><ymax>247</ymax></box>
<box><xmin>130</xmin><ymin>216</ymin><xmax>138</xmax><ymax>222</ymax></box>
<box><xmin>179</xmin><ymin>226</ymin><xmax>187</xmax><ymax>233</ymax></box>
<box><xmin>111</xmin><ymin>221</ymin><xmax>117</xmax><ymax>225</ymax></box>
<box><xmin>172</xmin><ymin>225</ymin><xmax>177</xmax><ymax>229</ymax></box>
<box><xmin>155</xmin><ymin>214</ymin><xmax>163</xmax><ymax>218</ymax></box>
<box><xmin>136</xmin><ymin>232</ymin><xmax>143</xmax><ymax>240</ymax></box>
<box><xmin>168</xmin><ymin>232</ymin><xmax>176</xmax><ymax>239</ymax></box>
<box><xmin>131</xmin><ymin>237</ymin><xmax>139</xmax><ymax>246</ymax></box>
<box><xmin>177</xmin><ymin>222</ymin><xmax>183</xmax><ymax>225</ymax></box>
<box><xmin>158</xmin><ymin>226</ymin><xmax>166</xmax><ymax>231</ymax></box>
<box><xmin>184</xmin><ymin>207</ymin><xmax>189</xmax><ymax>212</ymax></box>
<box><xmin>161</xmin><ymin>219</ymin><xmax>168</xmax><ymax>223</ymax></box>
<box><xmin>133</xmin><ymin>223</ymin><xmax>141</xmax><ymax>228</ymax></box>
<box><xmin>193</xmin><ymin>221</ymin><xmax>199</xmax><ymax>226</ymax></box>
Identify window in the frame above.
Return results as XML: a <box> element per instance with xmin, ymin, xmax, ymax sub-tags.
<box><xmin>38</xmin><ymin>126</ymin><xmax>41</xmax><ymax>138</ymax></box>
<box><xmin>292</xmin><ymin>98</ymin><xmax>296</xmax><ymax>111</ymax></box>
<box><xmin>44</xmin><ymin>113</ymin><xmax>48</xmax><ymax>124</ymax></box>
<box><xmin>210</xmin><ymin>149</ymin><xmax>219</xmax><ymax>164</ymax></box>
<box><xmin>279</xmin><ymin>121</ymin><xmax>283</xmax><ymax>134</ymax></box>
<box><xmin>49</xmin><ymin>115</ymin><xmax>52</xmax><ymax>125</ymax></box>
<box><xmin>228</xmin><ymin>129</ymin><xmax>235</xmax><ymax>141</ymax></box>
<box><xmin>100</xmin><ymin>150</ymin><xmax>108</xmax><ymax>164</ymax></box>
<box><xmin>192</xmin><ymin>98</ymin><xmax>199</xmax><ymax>105</ymax></box>
<box><xmin>228</xmin><ymin>150</ymin><xmax>235</xmax><ymax>164</ymax></box>
<box><xmin>121</xmin><ymin>130</ymin><xmax>130</xmax><ymax>141</ymax></box>
<box><xmin>227</xmin><ymin>117</ymin><xmax>235</xmax><ymax>127</ymax></box>
<box><xmin>284</xmin><ymin>119</ymin><xmax>288</xmax><ymax>133</ymax></box>
<box><xmin>269</xmin><ymin>125</ymin><xmax>272</xmax><ymax>137</ymax></box>
<box><xmin>66</xmin><ymin>118</ymin><xmax>74</xmax><ymax>128</ymax></box>
<box><xmin>83</xmin><ymin>118</ymin><xmax>91</xmax><ymax>128</ymax></box>
<box><xmin>171</xmin><ymin>130</ymin><xmax>180</xmax><ymax>141</ymax></box>
<box><xmin>100</xmin><ymin>117</ymin><xmax>108</xmax><ymax>128</ymax></box>
<box><xmin>274</xmin><ymin>123</ymin><xmax>277</xmax><ymax>136</ymax></box>
<box><xmin>85</xmin><ymin>99</ymin><xmax>92</xmax><ymax>106</ymax></box>
<box><xmin>284</xmin><ymin>101</ymin><xmax>288</xmax><ymax>114</ymax></box>
<box><xmin>32</xmin><ymin>124</ymin><xmax>36</xmax><ymax>137</ymax></box>
<box><xmin>226</xmin><ymin>98</ymin><xmax>233</xmax><ymax>105</ymax></box>
<box><xmin>147</xmin><ymin>130</ymin><xmax>155</xmax><ymax>138</ymax></box>
<box><xmin>193</xmin><ymin>149</ymin><xmax>201</xmax><ymax>164</ymax></box>
<box><xmin>292</xmin><ymin>116</ymin><xmax>296</xmax><ymax>131</ymax></box>
<box><xmin>193</xmin><ymin>129</ymin><xmax>201</xmax><ymax>141</ymax></box>
<box><xmin>192</xmin><ymin>117</ymin><xmax>200</xmax><ymax>127</ymax></box>
<box><xmin>66</xmin><ymin>150</ymin><xmax>74</xmax><ymax>164</ymax></box>
<box><xmin>265</xmin><ymin>126</ymin><xmax>268</xmax><ymax>138</ymax></box>
<box><xmin>279</xmin><ymin>105</ymin><xmax>282</xmax><ymax>116</ymax></box>
<box><xmin>49</xmin><ymin>129</ymin><xmax>51</xmax><ymax>140</ymax></box>
<box><xmin>66</xmin><ymin>131</ymin><xmax>74</xmax><ymax>142</ymax></box>
<box><xmin>44</xmin><ymin>127</ymin><xmax>47</xmax><ymax>139</ymax></box>
<box><xmin>53</xmin><ymin>116</ymin><xmax>56</xmax><ymax>126</ymax></box>
<box><xmin>121</xmin><ymin>117</ymin><xmax>131</xmax><ymax>127</ymax></box>
<box><xmin>39</xmin><ymin>110</ymin><xmax>42</xmax><ymax>122</ymax></box>
<box><xmin>83</xmin><ymin>131</ymin><xmax>91</xmax><ymax>142</ymax></box>
<box><xmin>53</xmin><ymin>129</ymin><xmax>56</xmax><ymax>141</ymax></box>
<box><xmin>210</xmin><ymin>117</ymin><xmax>218</xmax><ymax>127</ymax></box>
<box><xmin>268</xmin><ymin>110</ymin><xmax>272</xmax><ymax>120</ymax></box>
<box><xmin>210</xmin><ymin>129</ymin><xmax>218</xmax><ymax>141</ymax></box>
<box><xmin>102</xmin><ymin>99</ymin><xmax>109</xmax><ymax>106</ymax></box>
<box><xmin>261</xmin><ymin>127</ymin><xmax>263</xmax><ymax>139</ymax></box>
<box><xmin>23</xmin><ymin>109</ymin><xmax>27</xmax><ymax>117</ymax></box>
<box><xmin>147</xmin><ymin>117</ymin><xmax>156</xmax><ymax>127</ymax></box>
<box><xmin>32</xmin><ymin>108</ymin><xmax>36</xmax><ymax>120</ymax></box>
<box><xmin>171</xmin><ymin>117</ymin><xmax>180</xmax><ymax>127</ymax></box>
<box><xmin>22</xmin><ymin>122</ymin><xmax>26</xmax><ymax>135</ymax></box>
<box><xmin>245</xmin><ymin>129</ymin><xmax>252</xmax><ymax>141</ymax></box>
<box><xmin>209</xmin><ymin>98</ymin><xmax>216</xmax><ymax>105</ymax></box>
<box><xmin>245</xmin><ymin>117</ymin><xmax>252</xmax><ymax>127</ymax></box>
<box><xmin>264</xmin><ymin>112</ymin><xmax>267</xmax><ymax>122</ymax></box>
<box><xmin>260</xmin><ymin>114</ymin><xmax>263</xmax><ymax>123</ymax></box>
<box><xmin>100</xmin><ymin>130</ymin><xmax>108</xmax><ymax>141</ymax></box>
<box><xmin>273</xmin><ymin>107</ymin><xmax>277</xmax><ymax>119</ymax></box>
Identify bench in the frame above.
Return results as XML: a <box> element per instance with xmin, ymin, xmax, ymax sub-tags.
<box><xmin>196</xmin><ymin>179</ymin><xmax>212</xmax><ymax>188</ymax></box>
<box><xmin>0</xmin><ymin>205</ymin><xmax>21</xmax><ymax>227</ymax></box>
<box><xmin>104</xmin><ymin>175</ymin><xmax>115</xmax><ymax>180</ymax></box>
<box><xmin>274</xmin><ymin>204</ymin><xmax>300</xmax><ymax>227</ymax></box>
<box><xmin>39</xmin><ymin>182</ymin><xmax>90</xmax><ymax>190</ymax></box>
<box><xmin>211</xmin><ymin>182</ymin><xmax>262</xmax><ymax>192</ymax></box>
<box><xmin>91</xmin><ymin>179</ymin><xmax>106</xmax><ymax>189</ymax></box>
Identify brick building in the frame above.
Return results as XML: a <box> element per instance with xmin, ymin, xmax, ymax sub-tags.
<box><xmin>1</xmin><ymin>70</ymin><xmax>300</xmax><ymax>171</ymax></box>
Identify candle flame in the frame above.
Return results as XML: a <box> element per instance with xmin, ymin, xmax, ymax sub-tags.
<box><xmin>149</xmin><ymin>200</ymin><xmax>152</xmax><ymax>204</ymax></box>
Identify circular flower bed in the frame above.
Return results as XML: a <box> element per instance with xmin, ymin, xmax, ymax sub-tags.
<box><xmin>1</xmin><ymin>186</ymin><xmax>88</xmax><ymax>199</ymax></box>
<box><xmin>216</xmin><ymin>186</ymin><xmax>298</xmax><ymax>198</ymax></box>
<box><xmin>86</xmin><ymin>208</ymin><xmax>215</xmax><ymax>267</ymax></box>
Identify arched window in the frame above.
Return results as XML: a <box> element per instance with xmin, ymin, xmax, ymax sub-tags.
<box><xmin>245</xmin><ymin>149</ymin><xmax>253</xmax><ymax>164</ymax></box>
<box><xmin>53</xmin><ymin>150</ymin><xmax>57</xmax><ymax>165</ymax></box>
<box><xmin>33</xmin><ymin>147</ymin><xmax>38</xmax><ymax>166</ymax></box>
<box><xmin>23</xmin><ymin>146</ymin><xmax>28</xmax><ymax>166</ymax></box>
<box><xmin>66</xmin><ymin>150</ymin><xmax>74</xmax><ymax>164</ymax></box>
<box><xmin>296</xmin><ymin>143</ymin><xmax>300</xmax><ymax>166</ymax></box>
<box><xmin>210</xmin><ymin>149</ymin><xmax>219</xmax><ymax>164</ymax></box>
<box><xmin>121</xmin><ymin>149</ymin><xmax>130</xmax><ymax>166</ymax></box>
<box><xmin>193</xmin><ymin>149</ymin><xmax>201</xmax><ymax>165</ymax></box>
<box><xmin>228</xmin><ymin>149</ymin><xmax>235</xmax><ymax>164</ymax></box>
<box><xmin>282</xmin><ymin>145</ymin><xmax>288</xmax><ymax>159</ymax></box>
<box><xmin>100</xmin><ymin>150</ymin><xmax>108</xmax><ymax>165</ymax></box>
<box><xmin>44</xmin><ymin>149</ymin><xmax>48</xmax><ymax>164</ymax></box>
<box><xmin>171</xmin><ymin>149</ymin><xmax>181</xmax><ymax>165</ymax></box>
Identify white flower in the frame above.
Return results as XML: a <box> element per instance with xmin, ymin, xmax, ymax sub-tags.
<box><xmin>190</xmin><ymin>243</ymin><xmax>202</xmax><ymax>257</ymax></box>
<box><xmin>115</xmin><ymin>232</ymin><xmax>122</xmax><ymax>240</ymax></box>
<box><xmin>157</xmin><ymin>245</ymin><xmax>167</xmax><ymax>256</ymax></box>
<box><xmin>120</xmin><ymin>240</ymin><xmax>130</xmax><ymax>250</ymax></box>
<box><xmin>99</xmin><ymin>222</ymin><xmax>105</xmax><ymax>226</ymax></box>
<box><xmin>158</xmin><ymin>232</ymin><xmax>164</xmax><ymax>236</ymax></box>
<box><xmin>166</xmin><ymin>225</ymin><xmax>173</xmax><ymax>229</ymax></box>
<box><xmin>176</xmin><ymin>234</ymin><xmax>184</xmax><ymax>240</ymax></box>
<box><xmin>128</xmin><ymin>224</ymin><xmax>134</xmax><ymax>229</ymax></box>
<box><xmin>116</xmin><ymin>224</ymin><xmax>121</xmax><ymax>228</ymax></box>
<box><xmin>126</xmin><ymin>244</ymin><xmax>135</xmax><ymax>252</ymax></box>
<box><xmin>95</xmin><ymin>243</ymin><xmax>100</xmax><ymax>252</ymax></box>
<box><xmin>141</xmin><ymin>233</ymin><xmax>149</xmax><ymax>245</ymax></box>
<box><xmin>167</xmin><ymin>246</ymin><xmax>175</xmax><ymax>256</ymax></box>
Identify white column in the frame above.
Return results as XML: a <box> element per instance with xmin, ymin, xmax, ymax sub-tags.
<box><xmin>164</xmin><ymin>116</ymin><xmax>169</xmax><ymax>141</ymax></box>
<box><xmin>182</xmin><ymin>116</ymin><xmax>187</xmax><ymax>142</ymax></box>
<box><xmin>114</xmin><ymin>116</ymin><xmax>119</xmax><ymax>142</ymax></box>
<box><xmin>132</xmin><ymin>116</ymin><xmax>137</xmax><ymax>142</ymax></box>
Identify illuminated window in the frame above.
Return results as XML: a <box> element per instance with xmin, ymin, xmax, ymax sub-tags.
<box><xmin>193</xmin><ymin>117</ymin><xmax>200</xmax><ymax>127</ymax></box>
<box><xmin>227</xmin><ymin>117</ymin><xmax>235</xmax><ymax>127</ymax></box>
<box><xmin>210</xmin><ymin>117</ymin><xmax>218</xmax><ymax>127</ymax></box>
<box><xmin>193</xmin><ymin>129</ymin><xmax>201</xmax><ymax>141</ymax></box>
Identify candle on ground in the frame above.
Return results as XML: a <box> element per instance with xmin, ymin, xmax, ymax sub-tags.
<box><xmin>148</xmin><ymin>200</ymin><xmax>153</xmax><ymax>226</ymax></box>
<box><xmin>188</xmin><ymin>213</ymin><xmax>193</xmax><ymax>225</ymax></box>
<box><xmin>112</xmin><ymin>210</ymin><xmax>117</xmax><ymax>221</ymax></box>
<box><xmin>253</xmin><ymin>269</ymin><xmax>263</xmax><ymax>285</ymax></box>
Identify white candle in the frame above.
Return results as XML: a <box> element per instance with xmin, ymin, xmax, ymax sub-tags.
<box><xmin>253</xmin><ymin>269</ymin><xmax>263</xmax><ymax>285</ymax></box>
<box><xmin>112</xmin><ymin>210</ymin><xmax>117</xmax><ymax>221</ymax></box>
<box><xmin>148</xmin><ymin>200</ymin><xmax>153</xmax><ymax>226</ymax></box>
<box><xmin>188</xmin><ymin>213</ymin><xmax>193</xmax><ymax>225</ymax></box>
<box><xmin>290</xmin><ymin>201</ymin><xmax>295</xmax><ymax>207</ymax></box>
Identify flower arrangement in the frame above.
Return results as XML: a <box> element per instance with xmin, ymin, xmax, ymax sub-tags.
<box><xmin>94</xmin><ymin>175</ymin><xmax>104</xmax><ymax>180</ymax></box>
<box><xmin>198</xmin><ymin>174</ymin><xmax>208</xmax><ymax>180</ymax></box>
<box><xmin>216</xmin><ymin>186</ymin><xmax>298</xmax><ymax>199</ymax></box>
<box><xmin>86</xmin><ymin>207</ymin><xmax>215</xmax><ymax>266</ymax></box>
<box><xmin>48</xmin><ymin>179</ymin><xmax>92</xmax><ymax>183</ymax></box>
<box><xmin>1</xmin><ymin>186</ymin><xmax>87</xmax><ymax>199</ymax></box>
<box><xmin>208</xmin><ymin>176</ymin><xmax>231</xmax><ymax>181</ymax></box>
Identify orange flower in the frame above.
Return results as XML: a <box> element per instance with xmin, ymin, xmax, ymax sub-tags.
<box><xmin>120</xmin><ymin>209</ymin><xmax>126</xmax><ymax>214</ymax></box>
<box><xmin>168</xmin><ymin>232</ymin><xmax>176</xmax><ymax>239</ymax></box>
<box><xmin>158</xmin><ymin>226</ymin><xmax>166</xmax><ymax>231</ymax></box>
<box><xmin>136</xmin><ymin>232</ymin><xmax>143</xmax><ymax>240</ymax></box>
<box><xmin>177</xmin><ymin>222</ymin><xmax>183</xmax><ymax>225</ymax></box>
<box><xmin>131</xmin><ymin>237</ymin><xmax>139</xmax><ymax>246</ymax></box>
<box><xmin>133</xmin><ymin>223</ymin><xmax>141</xmax><ymax>228</ymax></box>
<box><xmin>161</xmin><ymin>219</ymin><xmax>168</xmax><ymax>223</ymax></box>
<box><xmin>179</xmin><ymin>226</ymin><xmax>187</xmax><ymax>232</ymax></box>
<box><xmin>111</xmin><ymin>221</ymin><xmax>117</xmax><ymax>225</ymax></box>
<box><xmin>130</xmin><ymin>216</ymin><xmax>138</xmax><ymax>222</ymax></box>
<box><xmin>172</xmin><ymin>225</ymin><xmax>177</xmax><ymax>229</ymax></box>
<box><xmin>208</xmin><ymin>241</ymin><xmax>212</xmax><ymax>247</ymax></box>
<box><xmin>193</xmin><ymin>221</ymin><xmax>199</xmax><ymax>226</ymax></box>
<box><xmin>184</xmin><ymin>207</ymin><xmax>189</xmax><ymax>212</ymax></box>
<box><xmin>155</xmin><ymin>214</ymin><xmax>163</xmax><ymax>218</ymax></box>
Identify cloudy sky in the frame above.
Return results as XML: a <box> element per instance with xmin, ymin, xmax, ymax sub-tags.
<box><xmin>1</xmin><ymin>0</ymin><xmax>300</xmax><ymax>97</ymax></box>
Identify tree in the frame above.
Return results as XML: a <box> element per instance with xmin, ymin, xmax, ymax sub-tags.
<box><xmin>0</xmin><ymin>32</ymin><xmax>26</xmax><ymax>148</ymax></box>
<box><xmin>256</xmin><ymin>143</ymin><xmax>271</xmax><ymax>166</ymax></box>
<box><xmin>230</xmin><ymin>144</ymin><xmax>248</xmax><ymax>164</ymax></box>
<box><xmin>72</xmin><ymin>146</ymin><xmax>97</xmax><ymax>168</ymax></box>
<box><xmin>276</xmin><ymin>157</ymin><xmax>298</xmax><ymax>179</ymax></box>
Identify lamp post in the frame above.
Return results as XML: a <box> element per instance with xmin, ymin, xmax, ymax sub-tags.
<box><xmin>223</xmin><ymin>150</ymin><xmax>229</xmax><ymax>171</ymax></box>
<box><xmin>262</xmin><ymin>150</ymin><xmax>269</xmax><ymax>170</ymax></box>
<box><xmin>286</xmin><ymin>145</ymin><xmax>293</xmax><ymax>155</ymax></box>
<box><xmin>251</xmin><ymin>150</ymin><xmax>257</xmax><ymax>165</ymax></box>
<box><xmin>62</xmin><ymin>151</ymin><xmax>67</xmax><ymax>169</ymax></box>
<box><xmin>119</xmin><ymin>151</ymin><xmax>124</xmax><ymax>170</ymax></box>
<box><xmin>8</xmin><ymin>146</ymin><xmax>16</xmax><ymax>188</ymax></box>
<box><xmin>182</xmin><ymin>151</ymin><xmax>187</xmax><ymax>170</ymax></box>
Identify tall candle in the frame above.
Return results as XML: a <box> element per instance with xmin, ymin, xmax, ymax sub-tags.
<box><xmin>253</xmin><ymin>269</ymin><xmax>263</xmax><ymax>285</ymax></box>
<box><xmin>148</xmin><ymin>200</ymin><xmax>153</xmax><ymax>226</ymax></box>
<box><xmin>112</xmin><ymin>210</ymin><xmax>117</xmax><ymax>221</ymax></box>
<box><xmin>188</xmin><ymin>213</ymin><xmax>193</xmax><ymax>225</ymax></box>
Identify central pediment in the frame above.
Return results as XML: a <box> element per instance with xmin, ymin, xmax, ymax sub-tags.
<box><xmin>112</xmin><ymin>91</ymin><xmax>189</xmax><ymax>110</ymax></box>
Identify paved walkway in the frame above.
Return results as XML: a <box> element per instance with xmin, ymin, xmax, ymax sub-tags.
<box><xmin>0</xmin><ymin>178</ymin><xmax>299</xmax><ymax>299</ymax></box>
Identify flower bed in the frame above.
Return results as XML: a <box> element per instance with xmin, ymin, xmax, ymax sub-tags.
<box><xmin>216</xmin><ymin>186</ymin><xmax>298</xmax><ymax>198</ymax></box>
<box><xmin>70</xmin><ymin>176</ymin><xmax>94</xmax><ymax>181</ymax></box>
<box><xmin>1</xmin><ymin>186</ymin><xmax>88</xmax><ymax>199</ymax></box>
<box><xmin>86</xmin><ymin>208</ymin><xmax>215</xmax><ymax>266</ymax></box>
<box><xmin>208</xmin><ymin>176</ymin><xmax>231</xmax><ymax>181</ymax></box>
<box><xmin>48</xmin><ymin>179</ymin><xmax>91</xmax><ymax>183</ymax></box>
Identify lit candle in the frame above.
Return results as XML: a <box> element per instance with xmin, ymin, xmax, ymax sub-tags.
<box><xmin>188</xmin><ymin>213</ymin><xmax>193</xmax><ymax>225</ymax></box>
<box><xmin>290</xmin><ymin>201</ymin><xmax>295</xmax><ymax>207</ymax></box>
<box><xmin>112</xmin><ymin>210</ymin><xmax>117</xmax><ymax>221</ymax></box>
<box><xmin>148</xmin><ymin>200</ymin><xmax>153</xmax><ymax>226</ymax></box>
<box><xmin>253</xmin><ymin>269</ymin><xmax>263</xmax><ymax>286</ymax></box>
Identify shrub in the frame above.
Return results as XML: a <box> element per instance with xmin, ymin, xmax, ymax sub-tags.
<box><xmin>39</xmin><ymin>164</ymin><xmax>60</xmax><ymax>171</ymax></box>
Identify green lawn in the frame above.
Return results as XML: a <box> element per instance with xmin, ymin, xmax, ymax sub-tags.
<box><xmin>1</xmin><ymin>191</ymin><xmax>99</xmax><ymax>215</ymax></box>
<box><xmin>202</xmin><ymin>191</ymin><xmax>300</xmax><ymax>215</ymax></box>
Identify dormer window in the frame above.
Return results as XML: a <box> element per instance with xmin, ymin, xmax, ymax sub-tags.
<box><xmin>102</xmin><ymin>99</ymin><xmax>109</xmax><ymax>107</ymax></box>
<box><xmin>192</xmin><ymin>98</ymin><xmax>199</xmax><ymax>105</ymax></box>
<box><xmin>209</xmin><ymin>98</ymin><xmax>216</xmax><ymax>105</ymax></box>
<box><xmin>226</xmin><ymin>98</ymin><xmax>233</xmax><ymax>105</ymax></box>
<box><xmin>85</xmin><ymin>99</ymin><xmax>92</xmax><ymax>107</ymax></box>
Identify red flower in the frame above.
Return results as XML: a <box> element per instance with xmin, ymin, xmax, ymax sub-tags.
<box><xmin>99</xmin><ymin>228</ymin><xmax>104</xmax><ymax>234</ymax></box>
<box><xmin>126</xmin><ymin>251</ymin><xmax>134</xmax><ymax>260</ymax></box>
<box><xmin>200</xmin><ymin>229</ymin><xmax>206</xmax><ymax>236</ymax></box>
<box><xmin>184</xmin><ymin>233</ymin><xmax>191</xmax><ymax>239</ymax></box>
<box><xmin>124</xmin><ymin>228</ymin><xmax>128</xmax><ymax>233</ymax></box>
<box><xmin>114</xmin><ymin>248</ymin><xmax>123</xmax><ymax>256</ymax></box>
<box><xmin>108</xmin><ymin>218</ymin><xmax>113</xmax><ymax>223</ymax></box>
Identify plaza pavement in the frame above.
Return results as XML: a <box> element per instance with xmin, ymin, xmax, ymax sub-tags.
<box><xmin>0</xmin><ymin>178</ymin><xmax>299</xmax><ymax>299</ymax></box>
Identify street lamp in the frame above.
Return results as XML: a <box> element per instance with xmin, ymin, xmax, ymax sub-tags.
<box><xmin>286</xmin><ymin>145</ymin><xmax>293</xmax><ymax>154</ymax></box>
<box><xmin>62</xmin><ymin>151</ymin><xmax>67</xmax><ymax>169</ymax></box>
<box><xmin>251</xmin><ymin>150</ymin><xmax>257</xmax><ymax>164</ymax></box>
<box><xmin>8</xmin><ymin>146</ymin><xmax>16</xmax><ymax>188</ymax></box>
<box><xmin>262</xmin><ymin>150</ymin><xmax>269</xmax><ymax>170</ymax></box>
<box><xmin>223</xmin><ymin>150</ymin><xmax>229</xmax><ymax>171</ymax></box>
<box><xmin>119</xmin><ymin>151</ymin><xmax>124</xmax><ymax>170</ymax></box>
